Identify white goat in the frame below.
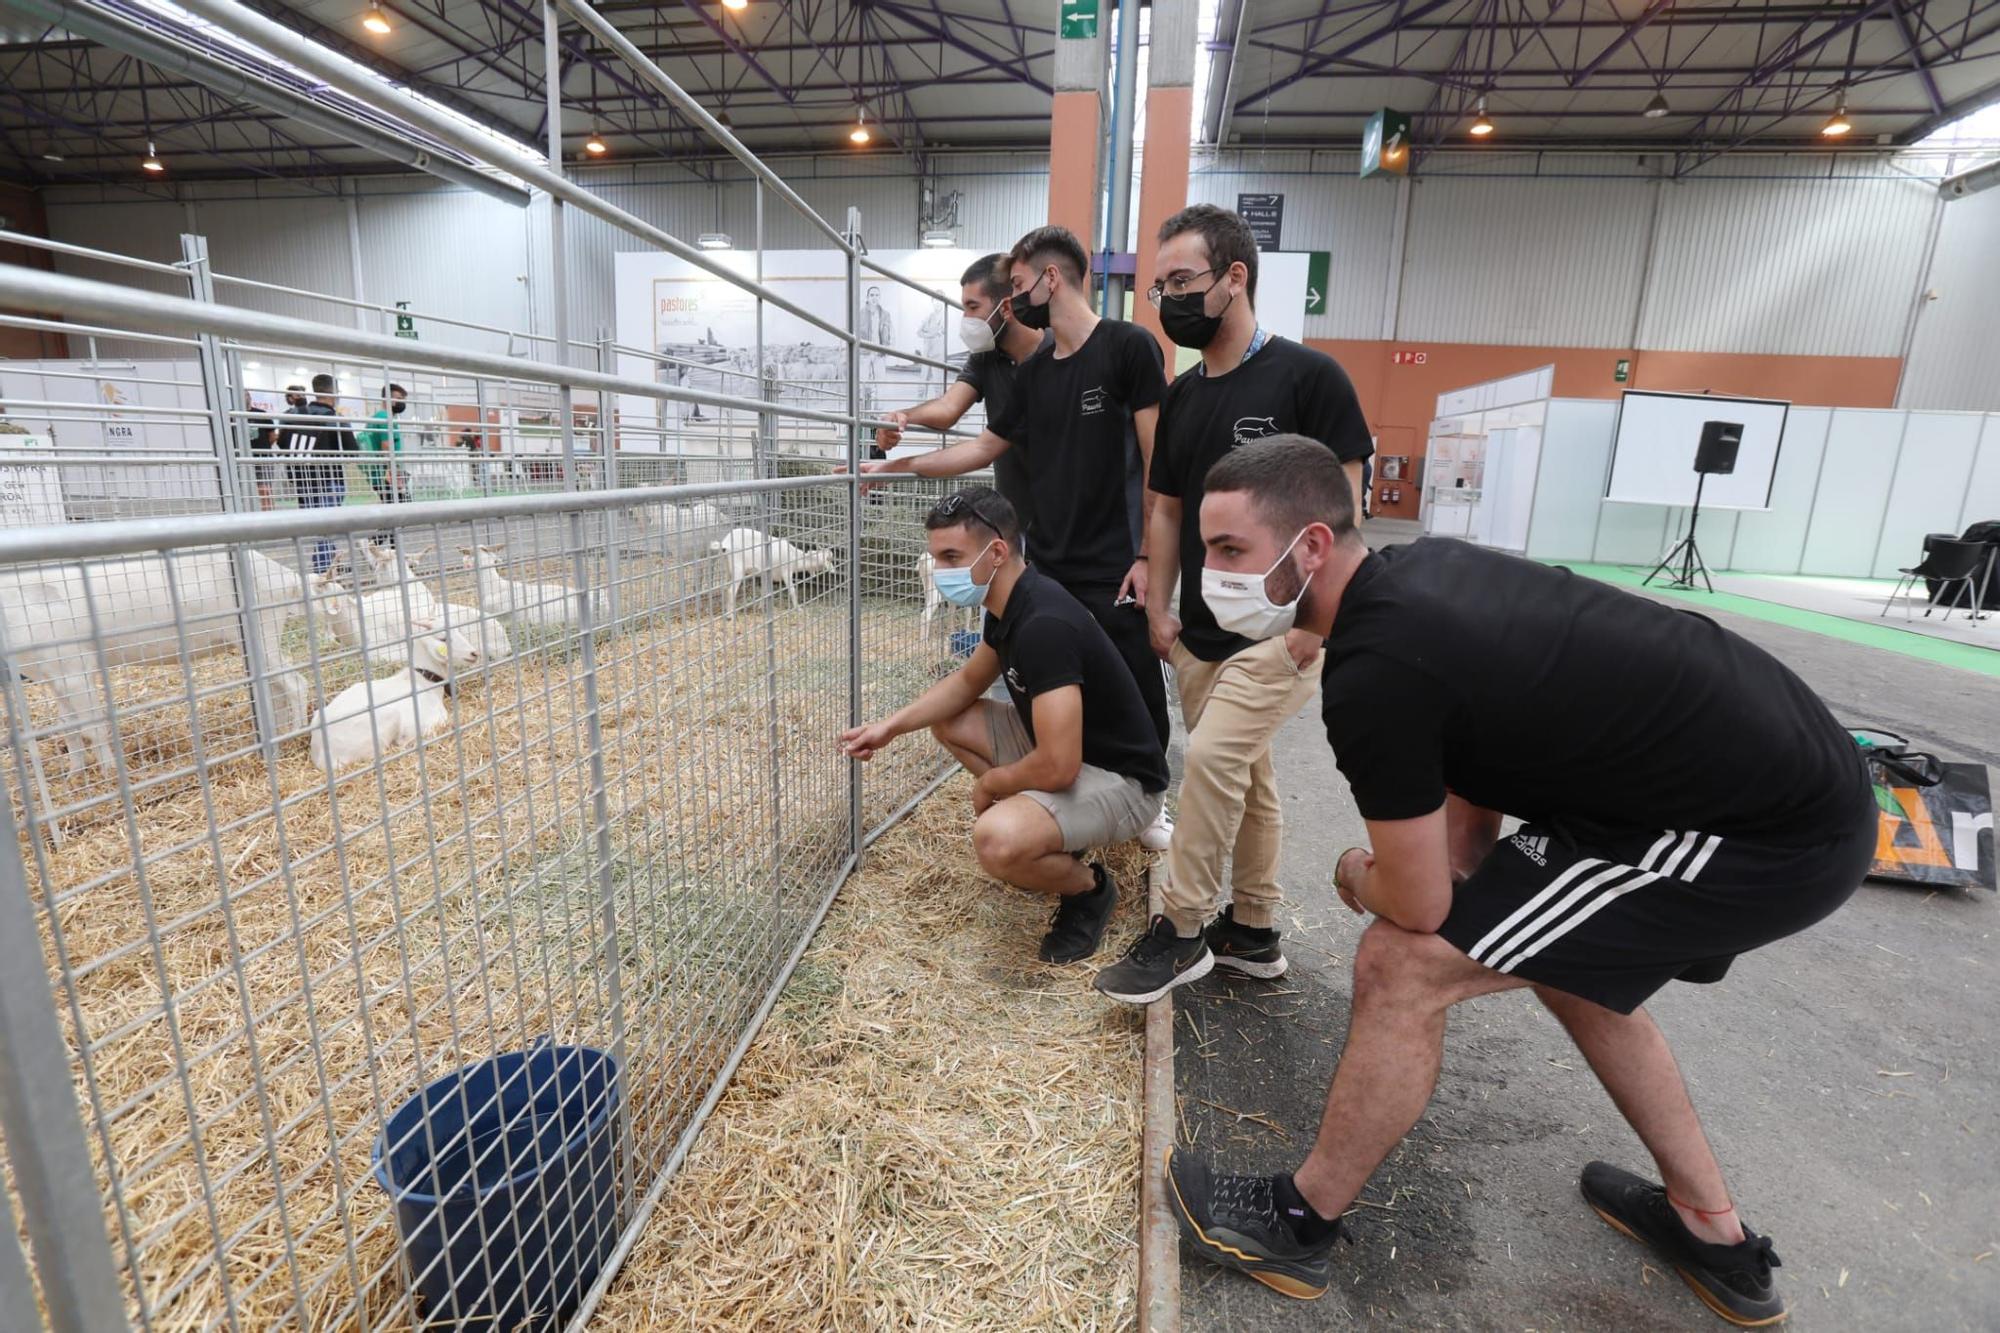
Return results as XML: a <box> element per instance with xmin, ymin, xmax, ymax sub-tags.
<box><xmin>0</xmin><ymin>549</ymin><xmax>308</xmax><ymax>776</ymax></box>
<box><xmin>644</xmin><ymin>502</ymin><xmax>729</xmax><ymax>552</ymax></box>
<box><xmin>463</xmin><ymin>544</ymin><xmax>597</xmax><ymax>630</ymax></box>
<box><xmin>917</xmin><ymin>552</ymin><xmax>945</xmax><ymax>640</ymax></box>
<box><xmin>308</xmin><ymin>628</ymin><xmax>468</xmax><ymax>771</ymax></box>
<box><xmin>310</xmin><ymin>574</ymin><xmax>476</xmax><ymax>668</ymax></box>
<box><xmin>710</xmin><ymin>527</ymin><xmax>835</xmax><ymax>619</ymax></box>
<box><xmin>359</xmin><ymin>542</ymin><xmax>440</xmax><ymax>617</ymax></box>
<box><xmin>435</xmin><ymin>600</ymin><xmax>512</xmax><ymax>665</ymax></box>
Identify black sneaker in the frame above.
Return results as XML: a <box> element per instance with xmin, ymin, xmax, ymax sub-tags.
<box><xmin>1039</xmin><ymin>864</ymin><xmax>1117</xmax><ymax>964</ymax></box>
<box><xmin>1204</xmin><ymin>903</ymin><xmax>1289</xmax><ymax>979</ymax></box>
<box><xmin>1092</xmin><ymin>914</ymin><xmax>1215</xmax><ymax>1004</ymax></box>
<box><xmin>1580</xmin><ymin>1161</ymin><xmax>1786</xmax><ymax>1327</ymax></box>
<box><xmin>1164</xmin><ymin>1147</ymin><xmax>1339</xmax><ymax>1300</ymax></box>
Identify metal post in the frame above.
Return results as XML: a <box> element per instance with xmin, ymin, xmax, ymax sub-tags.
<box><xmin>846</xmin><ymin>207</ymin><xmax>864</xmax><ymax>856</ymax></box>
<box><xmin>597</xmin><ymin>328</ymin><xmax>621</xmax><ymax>623</ymax></box>
<box><xmin>181</xmin><ymin>232</ymin><xmax>282</xmax><ymax>761</ymax></box>
<box><xmin>475</xmin><ymin>375</ymin><xmax>491</xmax><ymax>495</ymax></box>
<box><xmin>0</xmin><ymin>802</ymin><xmax>130</xmax><ymax>1333</ymax></box>
<box><xmin>756</xmin><ymin>181</ymin><xmax>784</xmax><ymax>876</ymax></box>
<box><xmin>545</xmin><ymin>0</ymin><xmax>629</xmax><ymax>1209</ymax></box>
<box><xmin>1104</xmin><ymin>0</ymin><xmax>1142</xmax><ymax>314</ymax></box>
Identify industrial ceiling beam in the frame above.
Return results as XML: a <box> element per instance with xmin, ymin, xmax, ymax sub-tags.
<box><xmin>1892</xmin><ymin>0</ymin><xmax>1948</xmax><ymax>114</ymax></box>
<box><xmin>1569</xmin><ymin>0</ymin><xmax>1673</xmax><ymax>87</ymax></box>
<box><xmin>867</xmin><ymin>0</ymin><xmax>1052</xmax><ymax>93</ymax></box>
<box><xmin>1242</xmin><ymin>0</ymin><xmax>1465</xmax><ymax>113</ymax></box>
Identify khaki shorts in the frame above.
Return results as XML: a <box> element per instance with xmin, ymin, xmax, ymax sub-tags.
<box><xmin>984</xmin><ymin>700</ymin><xmax>1163</xmax><ymax>851</ymax></box>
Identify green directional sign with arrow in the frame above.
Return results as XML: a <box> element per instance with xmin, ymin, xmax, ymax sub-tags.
<box><xmin>1305</xmin><ymin>252</ymin><xmax>1330</xmax><ymax>317</ymax></box>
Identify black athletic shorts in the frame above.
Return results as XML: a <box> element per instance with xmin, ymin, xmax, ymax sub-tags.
<box><xmin>1438</xmin><ymin>786</ymin><xmax>1877</xmax><ymax>1014</ymax></box>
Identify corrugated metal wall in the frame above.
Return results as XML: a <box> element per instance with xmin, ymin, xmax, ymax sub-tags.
<box><xmin>31</xmin><ymin>150</ymin><xmax>1998</xmax><ymax>410</ymax></box>
<box><xmin>1898</xmin><ymin>184</ymin><xmax>2000</xmax><ymax>411</ymax></box>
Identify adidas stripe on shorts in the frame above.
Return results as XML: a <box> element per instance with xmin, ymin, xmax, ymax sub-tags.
<box><xmin>1438</xmin><ymin>792</ymin><xmax>1876</xmax><ymax>1014</ymax></box>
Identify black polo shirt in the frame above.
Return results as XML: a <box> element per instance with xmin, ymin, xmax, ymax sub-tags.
<box><xmin>984</xmin><ymin>566</ymin><xmax>1169</xmax><ymax>793</ymax></box>
<box><xmin>1150</xmin><ymin>336</ymin><xmax>1372</xmax><ymax>661</ymax></box>
<box><xmin>1319</xmin><ymin>539</ymin><xmax>1864</xmax><ymax>838</ymax></box>
<box><xmin>989</xmin><ymin>320</ymin><xmax>1166</xmax><ymax>587</ymax></box>
<box><xmin>956</xmin><ymin>331</ymin><xmax>1050</xmax><ymax>530</ymax></box>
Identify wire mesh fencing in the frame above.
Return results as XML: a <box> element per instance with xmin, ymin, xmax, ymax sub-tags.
<box><xmin>0</xmin><ymin>475</ymin><xmax>949</xmax><ymax>1330</ymax></box>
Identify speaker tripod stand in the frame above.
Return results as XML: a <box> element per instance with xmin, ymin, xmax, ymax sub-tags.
<box><xmin>1644</xmin><ymin>471</ymin><xmax>1715</xmax><ymax>593</ymax></box>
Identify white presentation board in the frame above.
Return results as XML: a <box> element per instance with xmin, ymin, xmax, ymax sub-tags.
<box><xmin>1604</xmin><ymin>390</ymin><xmax>1789</xmax><ymax>511</ymax></box>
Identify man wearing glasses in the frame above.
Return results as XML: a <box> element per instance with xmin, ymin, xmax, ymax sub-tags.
<box><xmin>842</xmin><ymin>488</ymin><xmax>1169</xmax><ymax>964</ymax></box>
<box><xmin>1094</xmin><ymin>204</ymin><xmax>1375</xmax><ymax>1005</ymax></box>
<box><xmin>860</xmin><ymin>228</ymin><xmax>1174</xmax><ymax>847</ymax></box>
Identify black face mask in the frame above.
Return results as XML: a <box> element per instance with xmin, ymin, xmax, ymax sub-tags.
<box><xmin>286</xmin><ymin>397</ymin><xmax>305</xmax><ymax>410</ymax></box>
<box><xmin>391</xmin><ymin>401</ymin><xmax>406</xmax><ymax>415</ymax></box>
<box><xmin>1009</xmin><ymin>271</ymin><xmax>1053</xmax><ymax>331</ymax></box>
<box><xmin>1158</xmin><ymin>279</ymin><xmax>1233</xmax><ymax>350</ymax></box>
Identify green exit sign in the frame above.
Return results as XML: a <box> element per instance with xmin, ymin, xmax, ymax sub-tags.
<box><xmin>1060</xmin><ymin>0</ymin><xmax>1098</xmax><ymax>38</ymax></box>
<box><xmin>1614</xmin><ymin>357</ymin><xmax>1631</xmax><ymax>383</ymax></box>
<box><xmin>394</xmin><ymin>300</ymin><xmax>416</xmax><ymax>340</ymax></box>
<box><xmin>1305</xmin><ymin>251</ymin><xmax>1330</xmax><ymax>316</ymax></box>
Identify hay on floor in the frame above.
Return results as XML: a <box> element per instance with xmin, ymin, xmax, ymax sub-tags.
<box><xmin>594</xmin><ymin>772</ymin><xmax>1154</xmax><ymax>1332</ymax></box>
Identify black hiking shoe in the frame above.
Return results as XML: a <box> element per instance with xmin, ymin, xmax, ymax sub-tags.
<box><xmin>1039</xmin><ymin>863</ymin><xmax>1117</xmax><ymax>964</ymax></box>
<box><xmin>1580</xmin><ymin>1161</ymin><xmax>1787</xmax><ymax>1327</ymax></box>
<box><xmin>1092</xmin><ymin>914</ymin><xmax>1214</xmax><ymax>1004</ymax></box>
<box><xmin>1204</xmin><ymin>903</ymin><xmax>1289</xmax><ymax>979</ymax></box>
<box><xmin>1165</xmin><ymin>1147</ymin><xmax>1340</xmax><ymax>1300</ymax></box>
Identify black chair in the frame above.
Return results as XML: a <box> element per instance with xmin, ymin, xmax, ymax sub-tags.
<box><xmin>1883</xmin><ymin>538</ymin><xmax>1992</xmax><ymax>623</ymax></box>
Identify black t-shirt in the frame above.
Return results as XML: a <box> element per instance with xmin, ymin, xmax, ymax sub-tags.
<box><xmin>989</xmin><ymin>321</ymin><xmax>1166</xmax><ymax>586</ymax></box>
<box><xmin>1320</xmin><ymin>540</ymin><xmax>1864</xmax><ymax>840</ymax></box>
<box><xmin>278</xmin><ymin>402</ymin><xmax>358</xmax><ymax>461</ymax></box>
<box><xmin>984</xmin><ymin>566</ymin><xmax>1169</xmax><ymax>793</ymax></box>
<box><xmin>1151</xmin><ymin>336</ymin><xmax>1373</xmax><ymax>661</ymax></box>
<box><xmin>957</xmin><ymin>332</ymin><xmax>1051</xmax><ymax>530</ymax></box>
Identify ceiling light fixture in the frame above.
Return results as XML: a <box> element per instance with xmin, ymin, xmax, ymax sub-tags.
<box><xmin>721</xmin><ymin>0</ymin><xmax>749</xmax><ymax>10</ymax></box>
<box><xmin>1468</xmin><ymin>95</ymin><xmax>1494</xmax><ymax>138</ymax></box>
<box><xmin>362</xmin><ymin>6</ymin><xmax>392</xmax><ymax>36</ymax></box>
<box><xmin>1643</xmin><ymin>91</ymin><xmax>1670</xmax><ymax>120</ymax></box>
<box><xmin>921</xmin><ymin>229</ymin><xmax>955</xmax><ymax>248</ymax></box>
<box><xmin>42</xmin><ymin>151</ymin><xmax>64</xmax><ymax>162</ymax></box>
<box><xmin>583</xmin><ymin>129</ymin><xmax>608</xmax><ymax>156</ymax></box>
<box><xmin>849</xmin><ymin>109</ymin><xmax>871</xmax><ymax>146</ymax></box>
<box><xmin>1821</xmin><ymin>99</ymin><xmax>1853</xmax><ymax>137</ymax></box>
<box><xmin>697</xmin><ymin>232</ymin><xmax>733</xmax><ymax>250</ymax></box>
<box><xmin>141</xmin><ymin>141</ymin><xmax>164</xmax><ymax>172</ymax></box>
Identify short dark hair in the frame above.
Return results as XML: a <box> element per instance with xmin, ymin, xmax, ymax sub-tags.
<box><xmin>384</xmin><ymin>383</ymin><xmax>407</xmax><ymax>398</ymax></box>
<box><xmin>1159</xmin><ymin>204</ymin><xmax>1260</xmax><ymax>305</ymax></box>
<box><xmin>284</xmin><ymin>384</ymin><xmax>306</xmax><ymax>395</ymax></box>
<box><xmin>310</xmin><ymin>373</ymin><xmax>335</xmax><ymax>394</ymax></box>
<box><xmin>1009</xmin><ymin>225</ymin><xmax>1089</xmax><ymax>285</ymax></box>
<box><xmin>960</xmin><ymin>253</ymin><xmax>1011</xmax><ymax>304</ymax></box>
<box><xmin>925</xmin><ymin>485</ymin><xmax>1020</xmax><ymax>551</ymax></box>
<box><xmin>1203</xmin><ymin>436</ymin><xmax>1357</xmax><ymax>543</ymax></box>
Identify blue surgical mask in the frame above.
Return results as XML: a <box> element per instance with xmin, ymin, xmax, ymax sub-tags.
<box><xmin>932</xmin><ymin>544</ymin><xmax>999</xmax><ymax>608</ymax></box>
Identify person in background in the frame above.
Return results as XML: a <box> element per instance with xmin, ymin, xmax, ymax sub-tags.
<box><xmin>358</xmin><ymin>383</ymin><xmax>409</xmax><ymax>543</ymax></box>
<box><xmin>280</xmin><ymin>374</ymin><xmax>359</xmax><ymax>573</ymax></box>
<box><xmin>873</xmin><ymin>253</ymin><xmax>1048</xmax><ymax>547</ymax></box>
<box><xmin>245</xmin><ymin>392</ymin><xmax>280</xmax><ymax>510</ymax></box>
<box><xmin>1094</xmin><ymin>203</ymin><xmax>1374</xmax><ymax>1005</ymax></box>
<box><xmin>841</xmin><ymin>488</ymin><xmax>1168</xmax><ymax>964</ymax></box>
<box><xmin>1163</xmin><ymin>437</ymin><xmax>1872</xmax><ymax>1326</ymax></box>
<box><xmin>861</xmin><ymin>225</ymin><xmax>1174</xmax><ymax>852</ymax></box>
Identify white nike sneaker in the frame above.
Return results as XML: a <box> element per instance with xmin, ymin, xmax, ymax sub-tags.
<box><xmin>1139</xmin><ymin>806</ymin><xmax>1174</xmax><ymax>852</ymax></box>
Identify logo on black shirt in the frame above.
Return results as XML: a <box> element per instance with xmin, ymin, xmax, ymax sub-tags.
<box><xmin>1006</xmin><ymin>666</ymin><xmax>1025</xmax><ymax>692</ymax></box>
<box><xmin>1080</xmin><ymin>386</ymin><xmax>1106</xmax><ymax>416</ymax></box>
<box><xmin>1510</xmin><ymin>832</ymin><xmax>1550</xmax><ymax>866</ymax></box>
<box><xmin>1232</xmin><ymin>415</ymin><xmax>1279</xmax><ymax>445</ymax></box>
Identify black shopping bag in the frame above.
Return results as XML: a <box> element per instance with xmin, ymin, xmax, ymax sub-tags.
<box><xmin>1855</xmin><ymin>731</ymin><xmax>1996</xmax><ymax>891</ymax></box>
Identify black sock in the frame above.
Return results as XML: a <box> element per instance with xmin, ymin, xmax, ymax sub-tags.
<box><xmin>1272</xmin><ymin>1172</ymin><xmax>1341</xmax><ymax>1245</ymax></box>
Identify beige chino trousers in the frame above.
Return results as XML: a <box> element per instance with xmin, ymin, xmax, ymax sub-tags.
<box><xmin>1164</xmin><ymin>635</ymin><xmax>1322</xmax><ymax>934</ymax></box>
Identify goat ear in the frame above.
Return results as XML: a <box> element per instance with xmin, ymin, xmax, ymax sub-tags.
<box><xmin>426</xmin><ymin>636</ymin><xmax>450</xmax><ymax>664</ymax></box>
<box><xmin>410</xmin><ymin>617</ymin><xmax>436</xmax><ymax>634</ymax></box>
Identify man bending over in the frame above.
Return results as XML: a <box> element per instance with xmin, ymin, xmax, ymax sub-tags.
<box><xmin>1165</xmin><ymin>437</ymin><xmax>1874</xmax><ymax>1326</ymax></box>
<box><xmin>841</xmin><ymin>488</ymin><xmax>1169</xmax><ymax>964</ymax></box>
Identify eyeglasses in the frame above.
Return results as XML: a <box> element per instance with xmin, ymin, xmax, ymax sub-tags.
<box><xmin>936</xmin><ymin>491</ymin><xmax>1002</xmax><ymax>539</ymax></box>
<box><xmin>1146</xmin><ymin>265</ymin><xmax>1225</xmax><ymax>307</ymax></box>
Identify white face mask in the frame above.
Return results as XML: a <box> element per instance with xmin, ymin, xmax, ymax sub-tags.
<box><xmin>1201</xmin><ymin>528</ymin><xmax>1313</xmax><ymax>640</ymax></box>
<box><xmin>958</xmin><ymin>309</ymin><xmax>1001</xmax><ymax>354</ymax></box>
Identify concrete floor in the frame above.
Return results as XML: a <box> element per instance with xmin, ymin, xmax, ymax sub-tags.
<box><xmin>1171</xmin><ymin>526</ymin><xmax>2000</xmax><ymax>1330</ymax></box>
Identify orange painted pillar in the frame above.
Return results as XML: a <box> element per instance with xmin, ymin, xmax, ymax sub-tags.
<box><xmin>1132</xmin><ymin>0</ymin><xmax>1197</xmax><ymax>362</ymax></box>
<box><xmin>1049</xmin><ymin>9</ymin><xmax>1107</xmax><ymax>243</ymax></box>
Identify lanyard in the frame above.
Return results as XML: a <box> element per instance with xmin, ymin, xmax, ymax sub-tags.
<box><xmin>1197</xmin><ymin>327</ymin><xmax>1269</xmax><ymax>376</ymax></box>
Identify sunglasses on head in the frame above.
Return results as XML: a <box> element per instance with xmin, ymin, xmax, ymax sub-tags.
<box><xmin>936</xmin><ymin>492</ymin><xmax>1002</xmax><ymax>540</ymax></box>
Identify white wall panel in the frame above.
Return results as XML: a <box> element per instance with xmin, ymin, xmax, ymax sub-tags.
<box><xmin>1898</xmin><ymin>185</ymin><xmax>2000</xmax><ymax>411</ymax></box>
<box><xmin>1730</xmin><ymin>407</ymin><xmax>1831</xmax><ymax>573</ymax></box>
<box><xmin>1525</xmin><ymin>398</ymin><xmax>1617</xmax><ymax>560</ymax></box>
<box><xmin>1400</xmin><ymin>175</ymin><xmax>1655</xmax><ymax>348</ymax></box>
<box><xmin>1871</xmin><ymin>411</ymin><xmax>1986</xmax><ymax>576</ymax></box>
<box><xmin>1639</xmin><ymin>166</ymin><xmax>1936</xmax><ymax>356</ymax></box>
<box><xmin>1960</xmin><ymin>415</ymin><xmax>2000</xmax><ymax>531</ymax></box>
<box><xmin>1800</xmin><ymin>409</ymin><xmax>1905</xmax><ymax>575</ymax></box>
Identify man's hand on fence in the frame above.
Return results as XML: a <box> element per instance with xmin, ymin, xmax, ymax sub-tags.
<box><xmin>874</xmin><ymin>411</ymin><xmax>908</xmax><ymax>452</ymax></box>
<box><xmin>839</xmin><ymin>720</ymin><xmax>895</xmax><ymax>760</ymax></box>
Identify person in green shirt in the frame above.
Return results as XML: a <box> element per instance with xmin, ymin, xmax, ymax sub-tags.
<box><xmin>358</xmin><ymin>382</ymin><xmax>409</xmax><ymax>506</ymax></box>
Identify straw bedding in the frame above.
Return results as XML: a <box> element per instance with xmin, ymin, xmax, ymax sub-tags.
<box><xmin>5</xmin><ymin>545</ymin><xmax>981</xmax><ymax>1330</ymax></box>
<box><xmin>593</xmin><ymin>774</ymin><xmax>1153</xmax><ymax>1332</ymax></box>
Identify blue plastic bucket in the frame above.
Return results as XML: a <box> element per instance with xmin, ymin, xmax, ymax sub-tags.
<box><xmin>949</xmin><ymin>628</ymin><xmax>980</xmax><ymax>660</ymax></box>
<box><xmin>372</xmin><ymin>1044</ymin><xmax>621</xmax><ymax>1330</ymax></box>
